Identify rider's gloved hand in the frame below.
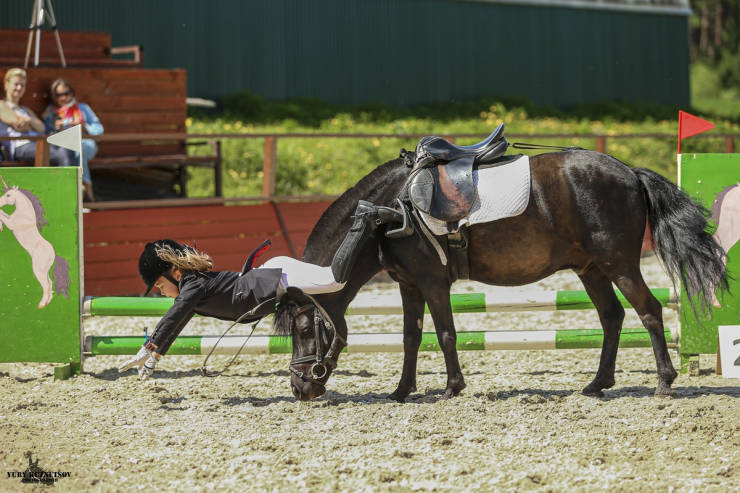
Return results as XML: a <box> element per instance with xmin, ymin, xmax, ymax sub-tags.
<box><xmin>118</xmin><ymin>343</ymin><xmax>156</xmax><ymax>374</ymax></box>
<box><xmin>138</xmin><ymin>354</ymin><xmax>160</xmax><ymax>381</ymax></box>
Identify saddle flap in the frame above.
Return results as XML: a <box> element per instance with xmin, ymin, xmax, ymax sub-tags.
<box><xmin>409</xmin><ymin>168</ymin><xmax>434</xmax><ymax>214</ymax></box>
<box><xmin>408</xmin><ymin>155</ymin><xmax>476</xmax><ymax>222</ymax></box>
<box><xmin>430</xmin><ymin>155</ymin><xmax>476</xmax><ymax>221</ymax></box>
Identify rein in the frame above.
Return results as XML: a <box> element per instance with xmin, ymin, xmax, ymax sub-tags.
<box><xmin>200</xmin><ymin>296</ymin><xmax>277</xmax><ymax>377</ymax></box>
<box><xmin>511</xmin><ymin>142</ymin><xmax>585</xmax><ymax>151</ymax></box>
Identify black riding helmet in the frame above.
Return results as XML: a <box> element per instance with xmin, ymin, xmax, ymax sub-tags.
<box><xmin>138</xmin><ymin>239</ymin><xmax>190</xmax><ymax>295</ymax></box>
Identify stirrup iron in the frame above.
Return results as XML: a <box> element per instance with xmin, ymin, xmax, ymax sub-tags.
<box><xmin>385</xmin><ymin>199</ymin><xmax>414</xmax><ymax>239</ymax></box>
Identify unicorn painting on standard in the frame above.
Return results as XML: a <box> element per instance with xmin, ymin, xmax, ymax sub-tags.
<box><xmin>710</xmin><ymin>183</ymin><xmax>740</xmax><ymax>307</ymax></box>
<box><xmin>0</xmin><ymin>174</ymin><xmax>70</xmax><ymax>308</ymax></box>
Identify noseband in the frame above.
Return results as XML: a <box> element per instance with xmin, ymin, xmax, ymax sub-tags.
<box><xmin>288</xmin><ymin>293</ymin><xmax>346</xmax><ymax>389</ymax></box>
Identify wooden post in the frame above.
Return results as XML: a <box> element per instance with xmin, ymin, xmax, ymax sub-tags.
<box><xmin>214</xmin><ymin>140</ymin><xmax>223</xmax><ymax>197</ymax></box>
<box><xmin>178</xmin><ymin>164</ymin><xmax>188</xmax><ymax>197</ymax></box>
<box><xmin>725</xmin><ymin>136</ymin><xmax>735</xmax><ymax>154</ymax></box>
<box><xmin>717</xmin><ymin>344</ymin><xmax>722</xmax><ymax>376</ymax></box>
<box><xmin>270</xmin><ymin>200</ymin><xmax>297</xmax><ymax>258</ymax></box>
<box><xmin>596</xmin><ymin>136</ymin><xmax>607</xmax><ymax>154</ymax></box>
<box><xmin>34</xmin><ymin>140</ymin><xmax>50</xmax><ymax>166</ymax></box>
<box><xmin>262</xmin><ymin>136</ymin><xmax>277</xmax><ymax>199</ymax></box>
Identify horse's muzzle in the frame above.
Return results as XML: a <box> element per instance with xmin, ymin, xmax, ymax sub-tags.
<box><xmin>290</xmin><ymin>378</ymin><xmax>326</xmax><ymax>401</ymax></box>
<box><xmin>289</xmin><ymin>366</ymin><xmax>329</xmax><ymax>401</ymax></box>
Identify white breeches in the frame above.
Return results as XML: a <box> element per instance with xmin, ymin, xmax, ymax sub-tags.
<box><xmin>258</xmin><ymin>256</ymin><xmax>345</xmax><ymax>294</ymax></box>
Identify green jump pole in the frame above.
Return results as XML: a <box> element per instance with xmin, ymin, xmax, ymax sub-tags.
<box><xmin>83</xmin><ymin>288</ymin><xmax>675</xmax><ymax>317</ymax></box>
<box><xmin>86</xmin><ymin>328</ymin><xmax>673</xmax><ymax>356</ymax></box>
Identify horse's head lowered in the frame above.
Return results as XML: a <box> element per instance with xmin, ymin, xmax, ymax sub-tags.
<box><xmin>273</xmin><ymin>288</ymin><xmax>345</xmax><ymax>401</ymax></box>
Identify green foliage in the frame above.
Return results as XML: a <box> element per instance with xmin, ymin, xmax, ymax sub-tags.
<box><xmin>186</xmin><ymin>98</ymin><xmax>740</xmax><ymax>198</ymax></box>
<box><xmin>690</xmin><ymin>1</ymin><xmax>740</xmax><ymax>89</ymax></box>
<box><xmin>691</xmin><ymin>62</ymin><xmax>740</xmax><ymax>121</ymax></box>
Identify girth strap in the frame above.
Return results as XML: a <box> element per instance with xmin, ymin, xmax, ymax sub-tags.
<box><xmin>447</xmin><ymin>227</ymin><xmax>470</xmax><ymax>281</ymax></box>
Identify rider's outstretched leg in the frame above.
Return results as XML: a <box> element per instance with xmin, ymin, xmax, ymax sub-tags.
<box><xmin>331</xmin><ymin>201</ymin><xmax>379</xmax><ymax>283</ymax></box>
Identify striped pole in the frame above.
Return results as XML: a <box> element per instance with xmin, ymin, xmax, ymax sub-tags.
<box><xmin>83</xmin><ymin>288</ymin><xmax>676</xmax><ymax>317</ymax></box>
<box><xmin>85</xmin><ymin>328</ymin><xmax>672</xmax><ymax>355</ymax></box>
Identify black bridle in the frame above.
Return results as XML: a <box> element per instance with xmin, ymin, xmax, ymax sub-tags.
<box><xmin>288</xmin><ymin>293</ymin><xmax>346</xmax><ymax>389</ymax></box>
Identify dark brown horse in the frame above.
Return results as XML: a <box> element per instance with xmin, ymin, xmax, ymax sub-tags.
<box><xmin>274</xmin><ymin>150</ymin><xmax>727</xmax><ymax>401</ymax></box>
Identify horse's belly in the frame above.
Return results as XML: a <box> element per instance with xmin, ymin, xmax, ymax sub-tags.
<box><xmin>466</xmin><ymin>220</ymin><xmax>568</xmax><ymax>285</ymax></box>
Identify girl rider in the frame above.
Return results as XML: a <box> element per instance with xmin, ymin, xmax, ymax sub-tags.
<box><xmin>119</xmin><ymin>200</ymin><xmax>391</xmax><ymax>380</ymax></box>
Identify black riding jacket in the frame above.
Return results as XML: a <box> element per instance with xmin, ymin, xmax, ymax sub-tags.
<box><xmin>150</xmin><ymin>268</ymin><xmax>282</xmax><ymax>355</ymax></box>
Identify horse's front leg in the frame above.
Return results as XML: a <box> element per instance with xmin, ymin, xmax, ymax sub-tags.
<box><xmin>425</xmin><ymin>289</ymin><xmax>466</xmax><ymax>398</ymax></box>
<box><xmin>388</xmin><ymin>283</ymin><xmax>425</xmax><ymax>402</ymax></box>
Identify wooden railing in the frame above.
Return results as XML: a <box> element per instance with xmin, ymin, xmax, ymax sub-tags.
<box><xmin>184</xmin><ymin>131</ymin><xmax>740</xmax><ymax>199</ymax></box>
<box><xmin>3</xmin><ymin>131</ymin><xmax>738</xmax><ymax>208</ymax></box>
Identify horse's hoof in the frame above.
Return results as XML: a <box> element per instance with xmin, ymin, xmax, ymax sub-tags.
<box><xmin>654</xmin><ymin>384</ymin><xmax>675</xmax><ymax>398</ymax></box>
<box><xmin>387</xmin><ymin>391</ymin><xmax>407</xmax><ymax>403</ymax></box>
<box><xmin>443</xmin><ymin>384</ymin><xmax>465</xmax><ymax>399</ymax></box>
<box><xmin>581</xmin><ymin>385</ymin><xmax>605</xmax><ymax>397</ymax></box>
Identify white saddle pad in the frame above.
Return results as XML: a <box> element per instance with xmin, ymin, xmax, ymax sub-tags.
<box><xmin>419</xmin><ymin>154</ymin><xmax>530</xmax><ymax>235</ymax></box>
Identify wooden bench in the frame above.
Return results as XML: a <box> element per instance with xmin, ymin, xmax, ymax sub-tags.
<box><xmin>0</xmin><ymin>65</ymin><xmax>222</xmax><ymax>200</ymax></box>
<box><xmin>83</xmin><ymin>200</ymin><xmax>332</xmax><ymax>295</ymax></box>
<box><xmin>0</xmin><ymin>29</ymin><xmax>141</xmax><ymax>67</ymax></box>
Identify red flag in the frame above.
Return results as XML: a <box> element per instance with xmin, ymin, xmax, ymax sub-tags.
<box><xmin>678</xmin><ymin>110</ymin><xmax>714</xmax><ymax>154</ymax></box>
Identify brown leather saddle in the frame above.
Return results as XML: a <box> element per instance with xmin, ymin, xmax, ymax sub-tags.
<box><xmin>404</xmin><ymin>123</ymin><xmax>509</xmax><ymax>222</ymax></box>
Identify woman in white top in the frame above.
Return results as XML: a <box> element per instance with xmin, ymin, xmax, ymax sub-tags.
<box><xmin>1</xmin><ymin>68</ymin><xmax>72</xmax><ymax>166</ymax></box>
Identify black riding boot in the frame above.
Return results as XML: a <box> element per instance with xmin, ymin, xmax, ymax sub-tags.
<box><xmin>331</xmin><ymin>200</ymin><xmax>380</xmax><ymax>283</ymax></box>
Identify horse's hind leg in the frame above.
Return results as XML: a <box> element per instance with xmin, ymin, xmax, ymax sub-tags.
<box><xmin>610</xmin><ymin>268</ymin><xmax>677</xmax><ymax>396</ymax></box>
<box><xmin>388</xmin><ymin>284</ymin><xmax>425</xmax><ymax>402</ymax></box>
<box><xmin>578</xmin><ymin>265</ymin><xmax>625</xmax><ymax>396</ymax></box>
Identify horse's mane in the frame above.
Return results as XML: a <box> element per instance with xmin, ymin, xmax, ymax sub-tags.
<box><xmin>273</xmin><ymin>301</ymin><xmax>295</xmax><ymax>337</ymax></box>
<box><xmin>302</xmin><ymin>158</ymin><xmax>407</xmax><ymax>264</ymax></box>
<box><xmin>711</xmin><ymin>183</ymin><xmax>739</xmax><ymax>225</ymax></box>
<box><xmin>12</xmin><ymin>188</ymin><xmax>49</xmax><ymax>229</ymax></box>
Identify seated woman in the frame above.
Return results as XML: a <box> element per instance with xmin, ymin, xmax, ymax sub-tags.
<box><xmin>119</xmin><ymin>201</ymin><xmax>382</xmax><ymax>380</ymax></box>
<box><xmin>1</xmin><ymin>68</ymin><xmax>72</xmax><ymax>166</ymax></box>
<box><xmin>43</xmin><ymin>78</ymin><xmax>103</xmax><ymax>202</ymax></box>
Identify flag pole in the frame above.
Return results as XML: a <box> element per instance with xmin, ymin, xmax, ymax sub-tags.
<box><xmin>677</xmin><ymin>111</ymin><xmax>682</xmax><ymax>155</ymax></box>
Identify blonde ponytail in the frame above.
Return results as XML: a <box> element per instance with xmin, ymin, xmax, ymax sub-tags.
<box><xmin>155</xmin><ymin>244</ymin><xmax>214</xmax><ymax>272</ymax></box>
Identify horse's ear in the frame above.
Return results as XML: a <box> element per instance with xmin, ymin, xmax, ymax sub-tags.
<box><xmin>399</xmin><ymin>148</ymin><xmax>415</xmax><ymax>168</ymax></box>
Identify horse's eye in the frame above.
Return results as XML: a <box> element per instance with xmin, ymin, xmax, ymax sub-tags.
<box><xmin>295</xmin><ymin>315</ymin><xmax>313</xmax><ymax>336</ymax></box>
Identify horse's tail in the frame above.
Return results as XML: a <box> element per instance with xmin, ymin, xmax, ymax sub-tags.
<box><xmin>53</xmin><ymin>255</ymin><xmax>70</xmax><ymax>298</ymax></box>
<box><xmin>632</xmin><ymin>167</ymin><xmax>728</xmax><ymax>317</ymax></box>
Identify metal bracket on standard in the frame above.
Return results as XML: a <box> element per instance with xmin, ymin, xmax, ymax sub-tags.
<box><xmin>679</xmin><ymin>353</ymin><xmax>700</xmax><ymax>376</ymax></box>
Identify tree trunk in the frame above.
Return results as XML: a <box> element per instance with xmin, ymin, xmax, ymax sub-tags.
<box><xmin>700</xmin><ymin>5</ymin><xmax>710</xmax><ymax>57</ymax></box>
<box><xmin>714</xmin><ymin>2</ymin><xmax>723</xmax><ymax>49</ymax></box>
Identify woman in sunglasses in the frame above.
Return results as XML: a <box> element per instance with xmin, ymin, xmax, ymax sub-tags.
<box><xmin>42</xmin><ymin>78</ymin><xmax>103</xmax><ymax>202</ymax></box>
<box><xmin>1</xmin><ymin>68</ymin><xmax>73</xmax><ymax>167</ymax></box>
